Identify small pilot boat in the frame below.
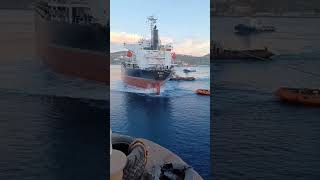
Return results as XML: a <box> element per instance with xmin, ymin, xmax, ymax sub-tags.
<box><xmin>196</xmin><ymin>89</ymin><xmax>210</xmax><ymax>96</ymax></box>
<box><xmin>234</xmin><ymin>18</ymin><xmax>276</xmax><ymax>35</ymax></box>
<box><xmin>274</xmin><ymin>87</ymin><xmax>320</xmax><ymax>106</ymax></box>
<box><xmin>234</xmin><ymin>23</ymin><xmax>275</xmax><ymax>34</ymax></box>
<box><xmin>183</xmin><ymin>67</ymin><xmax>196</xmax><ymax>73</ymax></box>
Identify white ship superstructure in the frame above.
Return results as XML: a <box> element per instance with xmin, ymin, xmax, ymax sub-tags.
<box><xmin>124</xmin><ymin>16</ymin><xmax>175</xmax><ymax>69</ymax></box>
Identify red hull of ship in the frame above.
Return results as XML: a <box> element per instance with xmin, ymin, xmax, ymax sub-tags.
<box><xmin>43</xmin><ymin>45</ymin><xmax>108</xmax><ymax>83</ymax></box>
<box><xmin>122</xmin><ymin>75</ymin><xmax>165</xmax><ymax>94</ymax></box>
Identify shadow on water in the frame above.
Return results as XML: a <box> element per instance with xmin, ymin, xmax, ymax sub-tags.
<box><xmin>43</xmin><ymin>95</ymin><xmax>108</xmax><ymax>180</ymax></box>
<box><xmin>123</xmin><ymin>92</ymin><xmax>172</xmax><ymax>141</ymax></box>
<box><xmin>0</xmin><ymin>90</ymin><xmax>108</xmax><ymax>180</ymax></box>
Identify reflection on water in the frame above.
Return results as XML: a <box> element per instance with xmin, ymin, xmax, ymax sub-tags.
<box><xmin>0</xmin><ymin>91</ymin><xmax>108</xmax><ymax>179</ymax></box>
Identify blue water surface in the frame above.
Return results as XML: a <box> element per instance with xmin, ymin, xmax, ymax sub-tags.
<box><xmin>110</xmin><ymin>65</ymin><xmax>211</xmax><ymax>179</ymax></box>
<box><xmin>213</xmin><ymin>17</ymin><xmax>320</xmax><ymax>179</ymax></box>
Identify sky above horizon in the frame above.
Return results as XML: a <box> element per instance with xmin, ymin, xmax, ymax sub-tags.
<box><xmin>110</xmin><ymin>0</ymin><xmax>210</xmax><ymax>56</ymax></box>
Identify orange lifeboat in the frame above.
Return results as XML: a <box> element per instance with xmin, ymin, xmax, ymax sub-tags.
<box><xmin>196</xmin><ymin>89</ymin><xmax>210</xmax><ymax>96</ymax></box>
<box><xmin>275</xmin><ymin>87</ymin><xmax>320</xmax><ymax>106</ymax></box>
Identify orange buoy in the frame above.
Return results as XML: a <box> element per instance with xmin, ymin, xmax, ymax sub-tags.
<box><xmin>275</xmin><ymin>87</ymin><xmax>320</xmax><ymax>106</ymax></box>
<box><xmin>196</xmin><ymin>89</ymin><xmax>210</xmax><ymax>96</ymax></box>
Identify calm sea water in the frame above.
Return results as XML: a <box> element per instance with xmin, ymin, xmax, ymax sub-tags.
<box><xmin>110</xmin><ymin>65</ymin><xmax>210</xmax><ymax>178</ymax></box>
<box><xmin>0</xmin><ymin>10</ymin><xmax>108</xmax><ymax>179</ymax></box>
<box><xmin>213</xmin><ymin>17</ymin><xmax>320</xmax><ymax>179</ymax></box>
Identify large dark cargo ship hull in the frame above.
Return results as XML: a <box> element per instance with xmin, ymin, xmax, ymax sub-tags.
<box><xmin>34</xmin><ymin>9</ymin><xmax>108</xmax><ymax>83</ymax></box>
<box><xmin>46</xmin><ymin>45</ymin><xmax>108</xmax><ymax>82</ymax></box>
<box><xmin>121</xmin><ymin>66</ymin><xmax>172</xmax><ymax>94</ymax></box>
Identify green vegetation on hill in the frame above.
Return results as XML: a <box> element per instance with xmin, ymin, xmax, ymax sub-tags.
<box><xmin>216</xmin><ymin>0</ymin><xmax>320</xmax><ymax>15</ymax></box>
<box><xmin>110</xmin><ymin>51</ymin><xmax>126</xmax><ymax>64</ymax></box>
<box><xmin>175</xmin><ymin>54</ymin><xmax>210</xmax><ymax>65</ymax></box>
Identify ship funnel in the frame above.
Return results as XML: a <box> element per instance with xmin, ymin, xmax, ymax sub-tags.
<box><xmin>152</xmin><ymin>25</ymin><xmax>159</xmax><ymax>50</ymax></box>
<box><xmin>147</xmin><ymin>16</ymin><xmax>158</xmax><ymax>50</ymax></box>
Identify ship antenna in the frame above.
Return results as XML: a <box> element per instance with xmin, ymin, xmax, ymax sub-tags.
<box><xmin>212</xmin><ymin>0</ymin><xmax>216</xmax><ymax>16</ymax></box>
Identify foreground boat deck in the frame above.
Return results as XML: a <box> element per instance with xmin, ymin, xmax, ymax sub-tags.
<box><xmin>140</xmin><ymin>139</ymin><xmax>203</xmax><ymax>180</ymax></box>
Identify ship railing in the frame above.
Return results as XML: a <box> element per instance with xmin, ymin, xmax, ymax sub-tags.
<box><xmin>49</xmin><ymin>0</ymin><xmax>68</xmax><ymax>4</ymax></box>
<box><xmin>72</xmin><ymin>16</ymin><xmax>96</xmax><ymax>24</ymax></box>
<box><xmin>42</xmin><ymin>6</ymin><xmax>96</xmax><ymax>24</ymax></box>
<box><xmin>122</xmin><ymin>62</ymin><xmax>140</xmax><ymax>69</ymax></box>
<box><xmin>35</xmin><ymin>7</ymin><xmax>48</xmax><ymax>18</ymax></box>
<box><xmin>35</xmin><ymin>3</ymin><xmax>50</xmax><ymax>18</ymax></box>
<box><xmin>144</xmin><ymin>65</ymin><xmax>172</xmax><ymax>71</ymax></box>
<box><xmin>122</xmin><ymin>62</ymin><xmax>172</xmax><ymax>71</ymax></box>
<box><xmin>49</xmin><ymin>14</ymin><xmax>69</xmax><ymax>22</ymax></box>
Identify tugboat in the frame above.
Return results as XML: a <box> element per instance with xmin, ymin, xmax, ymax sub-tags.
<box><xmin>212</xmin><ymin>41</ymin><xmax>274</xmax><ymax>60</ymax></box>
<box><xmin>183</xmin><ymin>67</ymin><xmax>197</xmax><ymax>73</ymax></box>
<box><xmin>121</xmin><ymin>16</ymin><xmax>175</xmax><ymax>94</ymax></box>
<box><xmin>275</xmin><ymin>87</ymin><xmax>320</xmax><ymax>106</ymax></box>
<box><xmin>170</xmin><ymin>76</ymin><xmax>195</xmax><ymax>81</ymax></box>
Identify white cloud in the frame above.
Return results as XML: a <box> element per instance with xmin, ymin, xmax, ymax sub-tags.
<box><xmin>110</xmin><ymin>31</ymin><xmax>209</xmax><ymax>56</ymax></box>
<box><xmin>159</xmin><ymin>36</ymin><xmax>174</xmax><ymax>44</ymax></box>
<box><xmin>174</xmin><ymin>38</ymin><xmax>210</xmax><ymax>56</ymax></box>
<box><xmin>110</xmin><ymin>32</ymin><xmax>143</xmax><ymax>44</ymax></box>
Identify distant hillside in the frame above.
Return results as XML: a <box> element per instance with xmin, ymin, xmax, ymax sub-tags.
<box><xmin>111</xmin><ymin>51</ymin><xmax>210</xmax><ymax>65</ymax></box>
<box><xmin>110</xmin><ymin>51</ymin><xmax>126</xmax><ymax>64</ymax></box>
<box><xmin>216</xmin><ymin>0</ymin><xmax>320</xmax><ymax>16</ymax></box>
<box><xmin>175</xmin><ymin>54</ymin><xmax>210</xmax><ymax>65</ymax></box>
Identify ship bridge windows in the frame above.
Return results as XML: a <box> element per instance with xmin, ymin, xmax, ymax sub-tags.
<box><xmin>71</xmin><ymin>7</ymin><xmax>93</xmax><ymax>24</ymax></box>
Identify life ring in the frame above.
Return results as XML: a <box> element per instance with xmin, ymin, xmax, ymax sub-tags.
<box><xmin>171</xmin><ymin>52</ymin><xmax>176</xmax><ymax>60</ymax></box>
<box><xmin>127</xmin><ymin>51</ymin><xmax>133</xmax><ymax>57</ymax></box>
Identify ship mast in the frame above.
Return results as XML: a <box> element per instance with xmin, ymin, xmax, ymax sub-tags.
<box><xmin>212</xmin><ymin>0</ymin><xmax>216</xmax><ymax>16</ymax></box>
<box><xmin>211</xmin><ymin>0</ymin><xmax>216</xmax><ymax>48</ymax></box>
